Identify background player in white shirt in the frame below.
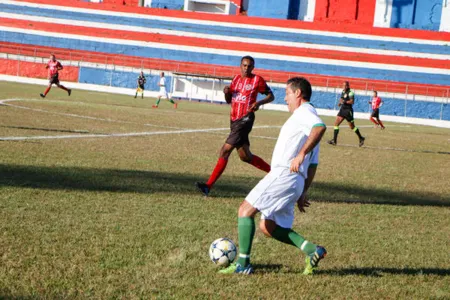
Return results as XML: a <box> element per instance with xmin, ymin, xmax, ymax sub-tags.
<box><xmin>152</xmin><ymin>72</ymin><xmax>177</xmax><ymax>109</ymax></box>
<box><xmin>220</xmin><ymin>77</ymin><xmax>327</xmax><ymax>275</ymax></box>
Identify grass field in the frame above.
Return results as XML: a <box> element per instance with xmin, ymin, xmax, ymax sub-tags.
<box><xmin>1</xmin><ymin>81</ymin><xmax>449</xmax><ymax>299</ymax></box>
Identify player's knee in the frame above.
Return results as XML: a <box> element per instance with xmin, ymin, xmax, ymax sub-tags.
<box><xmin>259</xmin><ymin>221</ymin><xmax>272</xmax><ymax>237</ymax></box>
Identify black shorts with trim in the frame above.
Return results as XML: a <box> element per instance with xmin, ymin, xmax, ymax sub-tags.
<box><xmin>338</xmin><ymin>107</ymin><xmax>354</xmax><ymax>122</ymax></box>
<box><xmin>49</xmin><ymin>74</ymin><xmax>60</xmax><ymax>85</ymax></box>
<box><xmin>226</xmin><ymin>112</ymin><xmax>255</xmax><ymax>147</ymax></box>
<box><xmin>138</xmin><ymin>84</ymin><xmax>145</xmax><ymax>90</ymax></box>
<box><xmin>371</xmin><ymin>108</ymin><xmax>380</xmax><ymax>118</ymax></box>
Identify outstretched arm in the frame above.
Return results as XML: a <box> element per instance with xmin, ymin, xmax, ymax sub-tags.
<box><xmin>290</xmin><ymin>125</ymin><xmax>326</xmax><ymax>173</ymax></box>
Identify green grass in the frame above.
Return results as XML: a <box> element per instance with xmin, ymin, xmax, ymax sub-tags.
<box><xmin>1</xmin><ymin>82</ymin><xmax>449</xmax><ymax>299</ymax></box>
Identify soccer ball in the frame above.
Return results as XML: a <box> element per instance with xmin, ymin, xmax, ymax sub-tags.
<box><xmin>209</xmin><ymin>238</ymin><xmax>237</xmax><ymax>267</ymax></box>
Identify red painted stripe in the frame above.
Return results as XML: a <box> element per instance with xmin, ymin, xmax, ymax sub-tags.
<box><xmin>1</xmin><ymin>41</ymin><xmax>449</xmax><ymax>97</ymax></box>
<box><xmin>1</xmin><ymin>18</ymin><xmax>448</xmax><ymax>70</ymax></box>
<box><xmin>13</xmin><ymin>0</ymin><xmax>450</xmax><ymax>42</ymax></box>
<box><xmin>0</xmin><ymin>57</ymin><xmax>79</xmax><ymax>81</ymax></box>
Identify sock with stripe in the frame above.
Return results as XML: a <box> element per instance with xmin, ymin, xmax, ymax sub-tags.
<box><xmin>248</xmin><ymin>155</ymin><xmax>270</xmax><ymax>173</ymax></box>
<box><xmin>236</xmin><ymin>217</ymin><xmax>255</xmax><ymax>267</ymax></box>
<box><xmin>206</xmin><ymin>157</ymin><xmax>228</xmax><ymax>189</ymax></box>
<box><xmin>156</xmin><ymin>98</ymin><xmax>161</xmax><ymax>106</ymax></box>
<box><xmin>333</xmin><ymin>126</ymin><xmax>339</xmax><ymax>142</ymax></box>
<box><xmin>353</xmin><ymin>127</ymin><xmax>363</xmax><ymax>139</ymax></box>
<box><xmin>271</xmin><ymin>225</ymin><xmax>317</xmax><ymax>256</ymax></box>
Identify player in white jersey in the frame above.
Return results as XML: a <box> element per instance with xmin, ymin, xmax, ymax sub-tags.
<box><xmin>220</xmin><ymin>77</ymin><xmax>327</xmax><ymax>275</ymax></box>
<box><xmin>152</xmin><ymin>72</ymin><xmax>178</xmax><ymax>109</ymax></box>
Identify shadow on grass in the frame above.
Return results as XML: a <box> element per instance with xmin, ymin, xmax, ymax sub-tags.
<box><xmin>0</xmin><ymin>163</ymin><xmax>448</xmax><ymax>206</ymax></box>
<box><xmin>0</xmin><ymin>125</ymin><xmax>90</xmax><ymax>134</ymax></box>
<box><xmin>317</xmin><ymin>267</ymin><xmax>450</xmax><ymax>277</ymax></box>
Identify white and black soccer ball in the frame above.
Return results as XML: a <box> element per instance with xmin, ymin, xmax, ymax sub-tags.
<box><xmin>209</xmin><ymin>238</ymin><xmax>237</xmax><ymax>267</ymax></box>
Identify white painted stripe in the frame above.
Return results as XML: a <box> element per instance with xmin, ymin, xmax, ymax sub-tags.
<box><xmin>1</xmin><ymin>0</ymin><xmax>449</xmax><ymax>46</ymax></box>
<box><xmin>1</xmin><ymin>26</ymin><xmax>449</xmax><ymax>75</ymax></box>
<box><xmin>373</xmin><ymin>0</ymin><xmax>393</xmax><ymax>28</ymax></box>
<box><xmin>440</xmin><ymin>0</ymin><xmax>450</xmax><ymax>32</ymax></box>
<box><xmin>1</xmin><ymin>12</ymin><xmax>447</xmax><ymax>60</ymax></box>
<box><xmin>0</xmin><ymin>128</ymin><xmax>235</xmax><ymax>141</ymax></box>
<box><xmin>300</xmin><ymin>240</ymin><xmax>309</xmax><ymax>251</ymax></box>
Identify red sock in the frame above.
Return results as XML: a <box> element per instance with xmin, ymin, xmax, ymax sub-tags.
<box><xmin>370</xmin><ymin>117</ymin><xmax>379</xmax><ymax>125</ymax></box>
<box><xmin>44</xmin><ymin>87</ymin><xmax>51</xmax><ymax>96</ymax></box>
<box><xmin>206</xmin><ymin>157</ymin><xmax>228</xmax><ymax>188</ymax></box>
<box><xmin>377</xmin><ymin>119</ymin><xmax>385</xmax><ymax>128</ymax></box>
<box><xmin>249</xmin><ymin>155</ymin><xmax>271</xmax><ymax>173</ymax></box>
<box><xmin>59</xmin><ymin>85</ymin><xmax>69</xmax><ymax>92</ymax></box>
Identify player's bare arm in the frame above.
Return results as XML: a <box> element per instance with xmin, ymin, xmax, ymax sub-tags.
<box><xmin>249</xmin><ymin>91</ymin><xmax>274</xmax><ymax>112</ymax></box>
<box><xmin>290</xmin><ymin>126</ymin><xmax>326</xmax><ymax>173</ymax></box>
<box><xmin>223</xmin><ymin>86</ymin><xmax>232</xmax><ymax>104</ymax></box>
<box><xmin>297</xmin><ymin>166</ymin><xmax>317</xmax><ymax>212</ymax></box>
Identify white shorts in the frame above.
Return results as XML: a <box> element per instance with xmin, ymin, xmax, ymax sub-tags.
<box><xmin>245</xmin><ymin>168</ymin><xmax>304</xmax><ymax>229</ymax></box>
<box><xmin>159</xmin><ymin>88</ymin><xmax>169</xmax><ymax>98</ymax></box>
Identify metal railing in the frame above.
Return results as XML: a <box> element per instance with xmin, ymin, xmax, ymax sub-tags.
<box><xmin>2</xmin><ymin>42</ymin><xmax>450</xmax><ymax>121</ymax></box>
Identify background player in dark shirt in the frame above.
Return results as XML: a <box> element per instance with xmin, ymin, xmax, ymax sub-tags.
<box><xmin>328</xmin><ymin>81</ymin><xmax>365</xmax><ymax>147</ymax></box>
<box><xmin>134</xmin><ymin>71</ymin><xmax>146</xmax><ymax>99</ymax></box>
<box><xmin>196</xmin><ymin>56</ymin><xmax>274</xmax><ymax>196</ymax></box>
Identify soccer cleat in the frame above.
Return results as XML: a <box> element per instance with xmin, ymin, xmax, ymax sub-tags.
<box><xmin>359</xmin><ymin>137</ymin><xmax>365</xmax><ymax>147</ymax></box>
<box><xmin>152</xmin><ymin>105</ymin><xmax>158</xmax><ymax>108</ymax></box>
<box><xmin>68</xmin><ymin>89</ymin><xmax>72</xmax><ymax>96</ymax></box>
<box><xmin>39</xmin><ymin>93</ymin><xmax>45</xmax><ymax>98</ymax></box>
<box><xmin>327</xmin><ymin>139</ymin><xmax>336</xmax><ymax>146</ymax></box>
<box><xmin>219</xmin><ymin>263</ymin><xmax>254</xmax><ymax>275</ymax></box>
<box><xmin>195</xmin><ymin>182</ymin><xmax>210</xmax><ymax>196</ymax></box>
<box><xmin>303</xmin><ymin>246</ymin><xmax>327</xmax><ymax>275</ymax></box>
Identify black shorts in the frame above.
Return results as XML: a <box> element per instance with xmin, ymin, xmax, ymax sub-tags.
<box><xmin>226</xmin><ymin>113</ymin><xmax>255</xmax><ymax>147</ymax></box>
<box><xmin>138</xmin><ymin>84</ymin><xmax>145</xmax><ymax>90</ymax></box>
<box><xmin>49</xmin><ymin>74</ymin><xmax>59</xmax><ymax>85</ymax></box>
<box><xmin>371</xmin><ymin>109</ymin><xmax>380</xmax><ymax>118</ymax></box>
<box><xmin>338</xmin><ymin>107</ymin><xmax>354</xmax><ymax>122</ymax></box>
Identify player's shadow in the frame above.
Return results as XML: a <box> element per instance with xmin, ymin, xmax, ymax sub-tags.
<box><xmin>0</xmin><ymin>163</ymin><xmax>253</xmax><ymax>197</ymax></box>
<box><xmin>0</xmin><ymin>163</ymin><xmax>448</xmax><ymax>206</ymax></box>
<box><xmin>317</xmin><ymin>267</ymin><xmax>450</xmax><ymax>277</ymax></box>
<box><xmin>0</xmin><ymin>125</ymin><xmax>91</xmax><ymax>134</ymax></box>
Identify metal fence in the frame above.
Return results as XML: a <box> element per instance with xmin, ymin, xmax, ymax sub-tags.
<box><xmin>2</xmin><ymin>42</ymin><xmax>449</xmax><ymax>120</ymax></box>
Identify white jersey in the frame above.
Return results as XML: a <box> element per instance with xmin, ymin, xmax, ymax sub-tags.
<box><xmin>159</xmin><ymin>77</ymin><xmax>166</xmax><ymax>91</ymax></box>
<box><xmin>270</xmin><ymin>102</ymin><xmax>324</xmax><ymax>178</ymax></box>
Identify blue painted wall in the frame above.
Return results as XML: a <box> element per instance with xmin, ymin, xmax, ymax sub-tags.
<box><xmin>270</xmin><ymin>86</ymin><xmax>449</xmax><ymax>120</ymax></box>
<box><xmin>149</xmin><ymin>0</ymin><xmax>184</xmax><ymax>10</ymax></box>
<box><xmin>391</xmin><ymin>0</ymin><xmax>442</xmax><ymax>31</ymax></box>
<box><xmin>79</xmin><ymin>67</ymin><xmax>172</xmax><ymax>91</ymax></box>
<box><xmin>248</xmin><ymin>0</ymin><xmax>292</xmax><ymax>19</ymax></box>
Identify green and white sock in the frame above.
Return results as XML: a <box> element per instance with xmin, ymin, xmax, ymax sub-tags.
<box><xmin>271</xmin><ymin>225</ymin><xmax>316</xmax><ymax>255</ymax></box>
<box><xmin>236</xmin><ymin>217</ymin><xmax>255</xmax><ymax>267</ymax></box>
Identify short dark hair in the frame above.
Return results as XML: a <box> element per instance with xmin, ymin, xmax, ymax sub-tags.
<box><xmin>287</xmin><ymin>77</ymin><xmax>312</xmax><ymax>101</ymax></box>
<box><xmin>241</xmin><ymin>55</ymin><xmax>255</xmax><ymax>65</ymax></box>
<box><xmin>373</xmin><ymin>90</ymin><xmax>378</xmax><ymax>95</ymax></box>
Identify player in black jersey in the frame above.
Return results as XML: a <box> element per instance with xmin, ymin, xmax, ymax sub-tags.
<box><xmin>328</xmin><ymin>81</ymin><xmax>365</xmax><ymax>147</ymax></box>
<box><xmin>135</xmin><ymin>71</ymin><xmax>146</xmax><ymax>99</ymax></box>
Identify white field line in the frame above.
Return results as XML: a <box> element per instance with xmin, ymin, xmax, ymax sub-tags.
<box><xmin>0</xmin><ymin>98</ymin><xmax>412</xmax><ymax>141</ymax></box>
